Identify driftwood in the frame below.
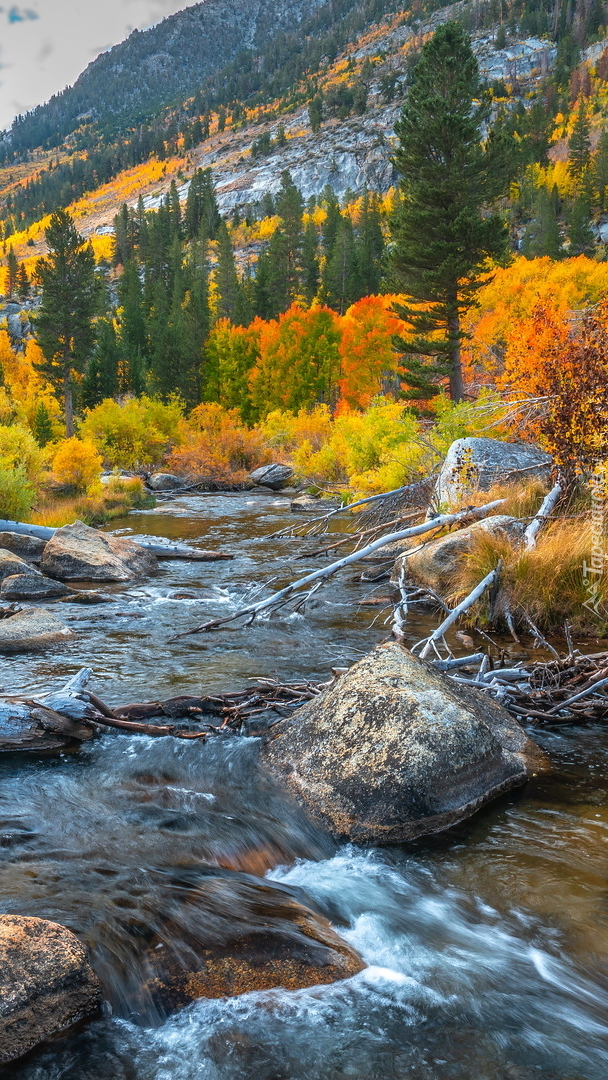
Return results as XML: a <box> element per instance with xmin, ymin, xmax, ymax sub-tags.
<box><xmin>271</xmin><ymin>477</ymin><xmax>434</xmax><ymax>539</ymax></box>
<box><xmin>523</xmin><ymin>481</ymin><xmax>563</xmax><ymax>549</ymax></box>
<box><xmin>0</xmin><ymin>668</ymin><xmax>332</xmax><ymax>753</ymax></box>
<box><xmin>177</xmin><ymin>499</ymin><xmax>507</xmax><ymax>637</ymax></box>
<box><xmin>413</xmin><ymin>563</ymin><xmax>502</xmax><ymax>660</ymax></box>
<box><xmin>0</xmin><ymin>519</ymin><xmax>230</xmax><ymax>562</ymax></box>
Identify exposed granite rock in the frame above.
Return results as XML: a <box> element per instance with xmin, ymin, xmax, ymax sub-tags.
<box><xmin>0</xmin><ymin>532</ymin><xmax>46</xmax><ymax>561</ymax></box>
<box><xmin>261</xmin><ymin>641</ymin><xmax>541</xmax><ymax>844</ymax></box>
<box><xmin>435</xmin><ymin>438</ymin><xmax>552</xmax><ymax>508</ymax></box>
<box><xmin>41</xmin><ymin>520</ymin><xmax>158</xmax><ymax>582</ymax></box>
<box><xmin>146</xmin><ymin>473</ymin><xmax>184</xmax><ymax>491</ymax></box>
<box><xmin>0</xmin><ymin>914</ymin><xmax>101</xmax><ymax>1065</ymax></box>
<box><xmin>0</xmin><ymin>548</ymin><xmax>40</xmax><ymax>582</ymax></box>
<box><xmin>393</xmin><ymin>515</ymin><xmax>525</xmax><ymax>594</ymax></box>
<box><xmin>249</xmin><ymin>464</ymin><xmax>294</xmax><ymax>490</ymax></box>
<box><xmin>0</xmin><ymin>574</ymin><xmax>73</xmax><ymax>601</ymax></box>
<box><xmin>0</xmin><ymin>607</ymin><xmax>73</xmax><ymax>652</ymax></box>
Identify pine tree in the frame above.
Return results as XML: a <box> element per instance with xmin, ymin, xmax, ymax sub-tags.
<box><xmin>322</xmin><ymin>217</ymin><xmax>360</xmax><ymax>314</ymax></box>
<box><xmin>34</xmin><ymin>210</ymin><xmax>97</xmax><ymax>435</ymax></box>
<box><xmin>355</xmin><ymin>189</ymin><xmax>384</xmax><ymax>295</ymax></box>
<box><xmin>593</xmin><ymin>127</ymin><xmax>608</xmax><ymax>212</ymax></box>
<box><xmin>215</xmin><ymin>222</ymin><xmax>250</xmax><ymax>325</ymax></box>
<box><xmin>389</xmin><ymin>21</ymin><xmax>512</xmax><ymax>401</ymax></box>
<box><xmin>82</xmin><ymin>317</ymin><xmax>120</xmax><ymax>407</ymax></box>
<box><xmin>567</xmin><ymin>191</ymin><xmax>595</xmax><ymax>256</ymax></box>
<box><xmin>521</xmin><ymin>188</ymin><xmax>562</xmax><ymax>259</ymax></box>
<box><xmin>5</xmin><ymin>247</ymin><xmax>18</xmax><ymax>297</ymax></box>
<box><xmin>302</xmin><ymin>218</ymin><xmax>320</xmax><ymax>302</ymax></box>
<box><xmin>32</xmin><ymin>401</ymin><xmax>54</xmax><ymax>447</ymax></box>
<box><xmin>261</xmin><ymin>171</ymin><xmax>304</xmax><ymax>316</ymax></box>
<box><xmin>569</xmin><ymin>100</ymin><xmax>592</xmax><ymax>184</ymax></box>
<box><xmin>16</xmin><ymin>263</ymin><xmax>29</xmax><ymax>298</ymax></box>
<box><xmin>117</xmin><ymin>261</ymin><xmax>148</xmax><ymax>394</ymax></box>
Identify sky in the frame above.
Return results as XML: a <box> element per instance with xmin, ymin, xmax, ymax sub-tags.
<box><xmin>0</xmin><ymin>0</ymin><xmax>190</xmax><ymax>131</ymax></box>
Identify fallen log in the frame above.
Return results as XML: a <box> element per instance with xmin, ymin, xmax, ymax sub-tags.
<box><xmin>523</xmin><ymin>481</ymin><xmax>563</xmax><ymax>550</ymax></box>
<box><xmin>0</xmin><ymin>519</ymin><xmax>231</xmax><ymax>562</ymax></box>
<box><xmin>413</xmin><ymin>564</ymin><xmax>502</xmax><ymax>660</ymax></box>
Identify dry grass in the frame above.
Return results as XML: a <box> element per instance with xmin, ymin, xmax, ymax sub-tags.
<box><xmin>31</xmin><ymin>478</ymin><xmax>153</xmax><ymax>528</ymax></box>
<box><xmin>451</xmin><ymin>477</ymin><xmax>551</xmax><ymax>520</ymax></box>
<box><xmin>448</xmin><ymin>518</ymin><xmax>608</xmax><ymax>635</ymax></box>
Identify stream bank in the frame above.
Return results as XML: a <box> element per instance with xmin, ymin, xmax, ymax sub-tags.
<box><xmin>1</xmin><ymin>493</ymin><xmax>608</xmax><ymax>1078</ymax></box>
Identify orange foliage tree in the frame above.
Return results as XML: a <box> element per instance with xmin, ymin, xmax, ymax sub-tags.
<box><xmin>167</xmin><ymin>403</ymin><xmax>270</xmax><ymax>481</ymax></box>
<box><xmin>500</xmin><ymin>300</ymin><xmax>608</xmax><ymax>474</ymax></box>
<box><xmin>337</xmin><ymin>295</ymin><xmax>405</xmax><ymax>412</ymax></box>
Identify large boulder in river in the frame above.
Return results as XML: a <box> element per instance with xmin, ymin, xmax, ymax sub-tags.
<box><xmin>0</xmin><ymin>914</ymin><xmax>101</xmax><ymax>1065</ymax></box>
<box><xmin>261</xmin><ymin>642</ymin><xmax>541</xmax><ymax>844</ymax></box>
<box><xmin>435</xmin><ymin>437</ymin><xmax>552</xmax><ymax>508</ymax></box>
<box><xmin>0</xmin><ymin>573</ymin><xmax>73</xmax><ymax>600</ymax></box>
<box><xmin>41</xmin><ymin>520</ymin><xmax>158</xmax><ymax>582</ymax></box>
<box><xmin>249</xmin><ymin>463</ymin><xmax>294</xmax><ymax>490</ymax></box>
<box><xmin>393</xmin><ymin>515</ymin><xmax>525</xmax><ymax>594</ymax></box>
<box><xmin>0</xmin><ymin>607</ymin><xmax>73</xmax><ymax>652</ymax></box>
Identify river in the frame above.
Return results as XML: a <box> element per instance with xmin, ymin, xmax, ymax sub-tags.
<box><xmin>1</xmin><ymin>494</ymin><xmax>608</xmax><ymax>1079</ymax></box>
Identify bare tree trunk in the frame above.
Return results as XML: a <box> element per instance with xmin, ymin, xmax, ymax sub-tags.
<box><xmin>447</xmin><ymin>303</ymin><xmax>464</xmax><ymax>402</ymax></box>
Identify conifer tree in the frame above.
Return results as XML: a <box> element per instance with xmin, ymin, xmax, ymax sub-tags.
<box><xmin>117</xmin><ymin>261</ymin><xmax>148</xmax><ymax>394</ymax></box>
<box><xmin>5</xmin><ymin>247</ymin><xmax>18</xmax><ymax>297</ymax></box>
<box><xmin>262</xmin><ymin>171</ymin><xmax>304</xmax><ymax>316</ymax></box>
<box><xmin>356</xmin><ymin>189</ymin><xmax>384</xmax><ymax>295</ymax></box>
<box><xmin>82</xmin><ymin>318</ymin><xmax>120</xmax><ymax>407</ymax></box>
<box><xmin>593</xmin><ymin>127</ymin><xmax>608</xmax><ymax>211</ymax></box>
<box><xmin>34</xmin><ymin>209</ymin><xmax>97</xmax><ymax>435</ymax></box>
<box><xmin>32</xmin><ymin>401</ymin><xmax>54</xmax><ymax>447</ymax></box>
<box><xmin>16</xmin><ymin>263</ymin><xmax>29</xmax><ymax>298</ymax></box>
<box><xmin>322</xmin><ymin>216</ymin><xmax>360</xmax><ymax>314</ymax></box>
<box><xmin>521</xmin><ymin>188</ymin><xmax>562</xmax><ymax>259</ymax></box>
<box><xmin>302</xmin><ymin>218</ymin><xmax>320</xmax><ymax>302</ymax></box>
<box><xmin>215</xmin><ymin>222</ymin><xmax>250</xmax><ymax>326</ymax></box>
<box><xmin>569</xmin><ymin>100</ymin><xmax>591</xmax><ymax>184</ymax></box>
<box><xmin>389</xmin><ymin>21</ymin><xmax>511</xmax><ymax>401</ymax></box>
<box><xmin>567</xmin><ymin>191</ymin><xmax>595</xmax><ymax>256</ymax></box>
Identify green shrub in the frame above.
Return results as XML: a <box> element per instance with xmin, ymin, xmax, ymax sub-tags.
<box><xmin>0</xmin><ymin>466</ymin><xmax>36</xmax><ymax>520</ymax></box>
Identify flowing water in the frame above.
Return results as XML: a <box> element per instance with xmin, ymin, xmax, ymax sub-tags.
<box><xmin>1</xmin><ymin>494</ymin><xmax>608</xmax><ymax>1080</ymax></box>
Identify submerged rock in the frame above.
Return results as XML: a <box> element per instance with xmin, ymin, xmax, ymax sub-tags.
<box><xmin>0</xmin><ymin>914</ymin><xmax>101</xmax><ymax>1065</ymax></box>
<box><xmin>435</xmin><ymin>437</ymin><xmax>552</xmax><ymax>508</ymax></box>
<box><xmin>261</xmin><ymin>641</ymin><xmax>541</xmax><ymax>844</ymax></box>
<box><xmin>393</xmin><ymin>515</ymin><xmax>525</xmax><ymax>594</ymax></box>
<box><xmin>1</xmin><ymin>573</ymin><xmax>73</xmax><ymax>600</ymax></box>
<box><xmin>0</xmin><ymin>607</ymin><xmax>73</xmax><ymax>652</ymax></box>
<box><xmin>41</xmin><ymin>520</ymin><xmax>158</xmax><ymax>582</ymax></box>
<box><xmin>0</xmin><ymin>531</ymin><xmax>47</xmax><ymax>561</ymax></box>
<box><xmin>137</xmin><ymin>888</ymin><xmax>364</xmax><ymax>1015</ymax></box>
<box><xmin>249</xmin><ymin>463</ymin><xmax>294</xmax><ymax>490</ymax></box>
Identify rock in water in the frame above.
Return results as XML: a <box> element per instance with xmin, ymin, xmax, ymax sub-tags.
<box><xmin>0</xmin><ymin>532</ymin><xmax>47</xmax><ymax>561</ymax></box>
<box><xmin>1</xmin><ymin>573</ymin><xmax>73</xmax><ymax>600</ymax></box>
<box><xmin>0</xmin><ymin>914</ymin><xmax>101</xmax><ymax>1065</ymax></box>
<box><xmin>261</xmin><ymin>642</ymin><xmax>540</xmax><ymax>844</ymax></box>
<box><xmin>393</xmin><ymin>515</ymin><xmax>524</xmax><ymax>594</ymax></box>
<box><xmin>249</xmin><ymin>463</ymin><xmax>294</xmax><ymax>490</ymax></box>
<box><xmin>41</xmin><ymin>520</ymin><xmax>158</xmax><ymax>582</ymax></box>
<box><xmin>146</xmin><ymin>472</ymin><xmax>183</xmax><ymax>491</ymax></box>
<box><xmin>0</xmin><ymin>548</ymin><xmax>41</xmax><ymax>581</ymax></box>
<box><xmin>0</xmin><ymin>607</ymin><xmax>73</xmax><ymax>653</ymax></box>
<box><xmin>435</xmin><ymin>437</ymin><xmax>552</xmax><ymax>508</ymax></box>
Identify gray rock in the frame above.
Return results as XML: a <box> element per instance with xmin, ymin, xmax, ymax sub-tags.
<box><xmin>261</xmin><ymin>641</ymin><xmax>541</xmax><ymax>844</ymax></box>
<box><xmin>6</xmin><ymin>313</ymin><xmax>25</xmax><ymax>339</ymax></box>
<box><xmin>147</xmin><ymin>472</ymin><xmax>184</xmax><ymax>491</ymax></box>
<box><xmin>435</xmin><ymin>438</ymin><xmax>553</xmax><ymax>508</ymax></box>
<box><xmin>291</xmin><ymin>494</ymin><xmax>342</xmax><ymax>513</ymax></box>
<box><xmin>0</xmin><ymin>914</ymin><xmax>101</xmax><ymax>1065</ymax></box>
<box><xmin>0</xmin><ymin>548</ymin><xmax>41</xmax><ymax>581</ymax></box>
<box><xmin>393</xmin><ymin>515</ymin><xmax>525</xmax><ymax>594</ymax></box>
<box><xmin>0</xmin><ymin>574</ymin><xmax>73</xmax><ymax>601</ymax></box>
<box><xmin>0</xmin><ymin>607</ymin><xmax>73</xmax><ymax>652</ymax></box>
<box><xmin>0</xmin><ymin>531</ymin><xmax>47</xmax><ymax>561</ymax></box>
<box><xmin>41</xmin><ymin>520</ymin><xmax>158</xmax><ymax>582</ymax></box>
<box><xmin>249</xmin><ymin>464</ymin><xmax>294</xmax><ymax>490</ymax></box>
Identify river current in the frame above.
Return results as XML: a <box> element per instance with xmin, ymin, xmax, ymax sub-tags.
<box><xmin>1</xmin><ymin>494</ymin><xmax>608</xmax><ymax>1080</ymax></box>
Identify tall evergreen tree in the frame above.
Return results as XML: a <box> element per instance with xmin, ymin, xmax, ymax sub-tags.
<box><xmin>521</xmin><ymin>188</ymin><xmax>562</xmax><ymax>259</ymax></box>
<box><xmin>117</xmin><ymin>261</ymin><xmax>148</xmax><ymax>394</ymax></box>
<box><xmin>34</xmin><ymin>209</ymin><xmax>97</xmax><ymax>435</ymax></box>
<box><xmin>569</xmin><ymin>99</ymin><xmax>592</xmax><ymax>184</ymax></box>
<box><xmin>388</xmin><ymin>21</ymin><xmax>512</xmax><ymax>401</ymax></box>
<box><xmin>215</xmin><ymin>222</ymin><xmax>250</xmax><ymax>325</ymax></box>
<box><xmin>593</xmin><ymin>126</ymin><xmax>608</xmax><ymax>211</ymax></box>
<box><xmin>356</xmin><ymin>189</ymin><xmax>384</xmax><ymax>295</ymax></box>
<box><xmin>322</xmin><ymin>216</ymin><xmax>360</xmax><ymax>313</ymax></box>
<box><xmin>82</xmin><ymin>317</ymin><xmax>120</xmax><ymax>407</ymax></box>
<box><xmin>302</xmin><ymin>218</ymin><xmax>320</xmax><ymax>302</ymax></box>
<box><xmin>5</xmin><ymin>247</ymin><xmax>18</xmax><ymax>297</ymax></box>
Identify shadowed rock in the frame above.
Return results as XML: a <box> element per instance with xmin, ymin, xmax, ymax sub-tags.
<box><xmin>249</xmin><ymin>464</ymin><xmax>294</xmax><ymax>490</ymax></box>
<box><xmin>1</xmin><ymin>574</ymin><xmax>73</xmax><ymax>601</ymax></box>
<box><xmin>147</xmin><ymin>473</ymin><xmax>184</xmax><ymax>491</ymax></box>
<box><xmin>261</xmin><ymin>641</ymin><xmax>542</xmax><ymax>844</ymax></box>
<box><xmin>0</xmin><ymin>532</ymin><xmax>46</xmax><ymax>561</ymax></box>
<box><xmin>0</xmin><ymin>607</ymin><xmax>73</xmax><ymax>653</ymax></box>
<box><xmin>0</xmin><ymin>915</ymin><xmax>101</xmax><ymax>1065</ymax></box>
<box><xmin>0</xmin><ymin>548</ymin><xmax>41</xmax><ymax>582</ymax></box>
<box><xmin>41</xmin><ymin>520</ymin><xmax>158</xmax><ymax>582</ymax></box>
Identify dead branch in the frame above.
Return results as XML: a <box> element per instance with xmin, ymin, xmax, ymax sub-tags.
<box><xmin>413</xmin><ymin>563</ymin><xmax>502</xmax><ymax>660</ymax></box>
<box><xmin>524</xmin><ymin>481</ymin><xmax>563</xmax><ymax>549</ymax></box>
<box><xmin>176</xmin><ymin>499</ymin><xmax>507</xmax><ymax>637</ymax></box>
